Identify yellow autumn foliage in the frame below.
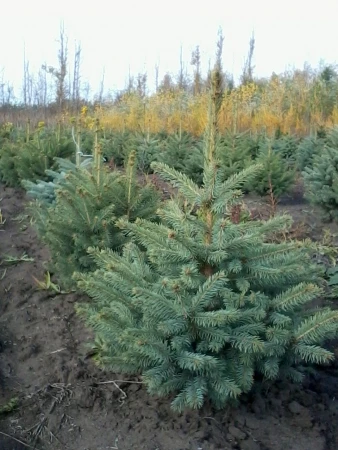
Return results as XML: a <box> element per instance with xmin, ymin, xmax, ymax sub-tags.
<box><xmin>70</xmin><ymin>70</ymin><xmax>338</xmax><ymax>137</ymax></box>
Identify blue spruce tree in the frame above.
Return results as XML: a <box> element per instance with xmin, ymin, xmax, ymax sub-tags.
<box><xmin>75</xmin><ymin>70</ymin><xmax>338</xmax><ymax>411</ymax></box>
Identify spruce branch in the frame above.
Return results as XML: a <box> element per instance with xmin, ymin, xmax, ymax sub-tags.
<box><xmin>271</xmin><ymin>283</ymin><xmax>321</xmax><ymax>312</ymax></box>
<box><xmin>190</xmin><ymin>271</ymin><xmax>228</xmax><ymax>311</ymax></box>
<box><xmin>294</xmin><ymin>344</ymin><xmax>334</xmax><ymax>364</ymax></box>
<box><xmin>295</xmin><ymin>310</ymin><xmax>338</xmax><ymax>345</ymax></box>
<box><xmin>151</xmin><ymin>162</ymin><xmax>202</xmax><ymax>206</ymax></box>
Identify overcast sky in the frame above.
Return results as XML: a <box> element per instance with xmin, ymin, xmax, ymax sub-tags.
<box><xmin>1</xmin><ymin>0</ymin><xmax>338</xmax><ymax>97</ymax></box>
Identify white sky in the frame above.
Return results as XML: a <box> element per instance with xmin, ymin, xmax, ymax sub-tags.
<box><xmin>1</xmin><ymin>0</ymin><xmax>338</xmax><ymax>97</ymax></box>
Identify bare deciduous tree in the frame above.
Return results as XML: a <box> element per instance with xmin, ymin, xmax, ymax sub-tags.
<box><xmin>22</xmin><ymin>44</ymin><xmax>29</xmax><ymax>106</ymax></box>
<box><xmin>97</xmin><ymin>67</ymin><xmax>105</xmax><ymax>105</ymax></box>
<box><xmin>127</xmin><ymin>66</ymin><xmax>135</xmax><ymax>94</ymax></box>
<box><xmin>42</xmin><ymin>21</ymin><xmax>69</xmax><ymax>112</ymax></box>
<box><xmin>155</xmin><ymin>61</ymin><xmax>160</xmax><ymax>93</ymax></box>
<box><xmin>241</xmin><ymin>32</ymin><xmax>255</xmax><ymax>85</ymax></box>
<box><xmin>177</xmin><ymin>45</ymin><xmax>189</xmax><ymax>91</ymax></box>
<box><xmin>191</xmin><ymin>45</ymin><xmax>202</xmax><ymax>95</ymax></box>
<box><xmin>34</xmin><ymin>68</ymin><xmax>48</xmax><ymax>110</ymax></box>
<box><xmin>215</xmin><ymin>27</ymin><xmax>224</xmax><ymax>72</ymax></box>
<box><xmin>82</xmin><ymin>81</ymin><xmax>91</xmax><ymax>103</ymax></box>
<box><xmin>72</xmin><ymin>41</ymin><xmax>82</xmax><ymax>112</ymax></box>
<box><xmin>136</xmin><ymin>72</ymin><xmax>147</xmax><ymax>98</ymax></box>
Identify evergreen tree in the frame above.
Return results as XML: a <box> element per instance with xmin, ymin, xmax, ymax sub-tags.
<box><xmin>22</xmin><ymin>157</ymin><xmax>81</xmax><ymax>206</ymax></box>
<box><xmin>101</xmin><ymin>131</ymin><xmax>163</xmax><ymax>174</ymax></box>
<box><xmin>0</xmin><ymin>142</ymin><xmax>21</xmax><ymax>187</ymax></box>
<box><xmin>216</xmin><ymin>130</ymin><xmax>256</xmax><ymax>182</ymax></box>
<box><xmin>303</xmin><ymin>127</ymin><xmax>338</xmax><ymax>221</ymax></box>
<box><xmin>272</xmin><ymin>134</ymin><xmax>300</xmax><ymax>166</ymax></box>
<box><xmin>75</xmin><ymin>70</ymin><xmax>338</xmax><ymax>412</ymax></box>
<box><xmin>184</xmin><ymin>140</ymin><xmax>204</xmax><ymax>185</ymax></box>
<box><xmin>296</xmin><ymin>136</ymin><xmax>325</xmax><ymax>171</ymax></box>
<box><xmin>158</xmin><ymin>133</ymin><xmax>203</xmax><ymax>184</ymax></box>
<box><xmin>326</xmin><ymin>125</ymin><xmax>338</xmax><ymax>148</ymax></box>
<box><xmin>99</xmin><ymin>130</ymin><xmax>134</xmax><ymax>168</ymax></box>
<box><xmin>34</xmin><ymin>151</ymin><xmax>160</xmax><ymax>288</ymax></box>
<box><xmin>248</xmin><ymin>141</ymin><xmax>295</xmax><ymax>198</ymax></box>
<box><xmin>135</xmin><ymin>134</ymin><xmax>162</xmax><ymax>174</ymax></box>
<box><xmin>15</xmin><ymin>134</ymin><xmax>74</xmax><ymax>183</ymax></box>
<box><xmin>0</xmin><ymin>134</ymin><xmax>74</xmax><ymax>187</ymax></box>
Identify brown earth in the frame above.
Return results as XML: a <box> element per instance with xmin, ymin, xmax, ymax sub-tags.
<box><xmin>0</xmin><ymin>183</ymin><xmax>338</xmax><ymax>450</ymax></box>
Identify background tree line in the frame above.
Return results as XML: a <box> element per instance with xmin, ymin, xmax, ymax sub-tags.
<box><xmin>0</xmin><ymin>24</ymin><xmax>337</xmax><ymax>137</ymax></box>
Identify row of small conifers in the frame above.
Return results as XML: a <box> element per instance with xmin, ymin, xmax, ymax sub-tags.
<box><xmin>1</xmin><ymin>70</ymin><xmax>338</xmax><ymax>411</ymax></box>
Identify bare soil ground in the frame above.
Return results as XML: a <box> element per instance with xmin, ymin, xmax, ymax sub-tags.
<box><xmin>1</xmin><ymin>183</ymin><xmax>338</xmax><ymax>450</ymax></box>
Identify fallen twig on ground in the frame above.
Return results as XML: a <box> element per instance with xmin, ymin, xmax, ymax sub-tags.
<box><xmin>0</xmin><ymin>430</ymin><xmax>41</xmax><ymax>450</ymax></box>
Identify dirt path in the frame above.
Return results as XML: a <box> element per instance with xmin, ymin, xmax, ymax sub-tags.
<box><xmin>0</xmin><ymin>185</ymin><xmax>338</xmax><ymax>450</ymax></box>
